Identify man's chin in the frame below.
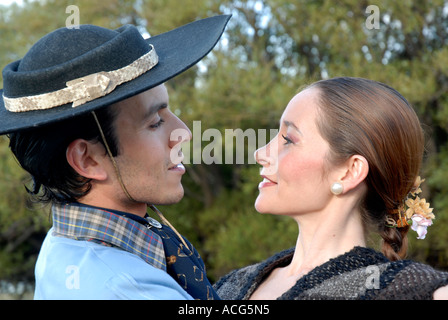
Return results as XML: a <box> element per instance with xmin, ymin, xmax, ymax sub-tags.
<box><xmin>150</xmin><ymin>188</ymin><xmax>184</xmax><ymax>206</ymax></box>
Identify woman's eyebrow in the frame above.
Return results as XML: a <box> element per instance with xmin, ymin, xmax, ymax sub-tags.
<box><xmin>283</xmin><ymin>120</ymin><xmax>303</xmax><ymax>136</ymax></box>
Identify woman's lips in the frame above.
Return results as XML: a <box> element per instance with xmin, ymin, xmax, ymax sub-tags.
<box><xmin>258</xmin><ymin>175</ymin><xmax>277</xmax><ymax>189</ymax></box>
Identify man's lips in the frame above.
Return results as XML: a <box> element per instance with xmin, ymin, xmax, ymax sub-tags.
<box><xmin>168</xmin><ymin>152</ymin><xmax>185</xmax><ymax>172</ymax></box>
<box><xmin>168</xmin><ymin>163</ymin><xmax>186</xmax><ymax>172</ymax></box>
<box><xmin>258</xmin><ymin>175</ymin><xmax>277</xmax><ymax>189</ymax></box>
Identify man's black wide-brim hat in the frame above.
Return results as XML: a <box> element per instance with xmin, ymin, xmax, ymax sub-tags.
<box><xmin>0</xmin><ymin>15</ymin><xmax>231</xmax><ymax>135</ymax></box>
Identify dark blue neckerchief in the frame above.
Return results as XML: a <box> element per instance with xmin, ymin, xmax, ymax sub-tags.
<box><xmin>82</xmin><ymin>204</ymin><xmax>220</xmax><ymax>300</ymax></box>
<box><xmin>150</xmin><ymin>224</ymin><xmax>220</xmax><ymax>300</ymax></box>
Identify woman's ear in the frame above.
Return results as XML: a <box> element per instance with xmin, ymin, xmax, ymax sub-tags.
<box><xmin>338</xmin><ymin>155</ymin><xmax>369</xmax><ymax>194</ymax></box>
<box><xmin>66</xmin><ymin>139</ymin><xmax>108</xmax><ymax>181</ymax></box>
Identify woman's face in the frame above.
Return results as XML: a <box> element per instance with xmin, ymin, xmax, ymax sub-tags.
<box><xmin>254</xmin><ymin>88</ymin><xmax>336</xmax><ymax>217</ymax></box>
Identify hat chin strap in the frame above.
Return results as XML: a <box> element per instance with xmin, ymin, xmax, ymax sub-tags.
<box><xmin>91</xmin><ymin>111</ymin><xmax>135</xmax><ymax>203</ymax></box>
<box><xmin>91</xmin><ymin>111</ymin><xmax>189</xmax><ymax>249</ymax></box>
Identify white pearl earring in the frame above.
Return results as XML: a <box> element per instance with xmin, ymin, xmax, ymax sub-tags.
<box><xmin>331</xmin><ymin>182</ymin><xmax>344</xmax><ymax>195</ymax></box>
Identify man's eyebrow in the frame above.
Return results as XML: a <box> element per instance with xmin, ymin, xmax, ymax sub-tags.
<box><xmin>142</xmin><ymin>102</ymin><xmax>168</xmax><ymax>121</ymax></box>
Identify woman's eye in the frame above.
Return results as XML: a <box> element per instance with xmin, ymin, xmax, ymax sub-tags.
<box><xmin>282</xmin><ymin>134</ymin><xmax>293</xmax><ymax>145</ymax></box>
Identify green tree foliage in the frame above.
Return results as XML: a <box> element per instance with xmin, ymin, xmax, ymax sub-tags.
<box><xmin>1</xmin><ymin>0</ymin><xmax>448</xmax><ymax>295</ymax></box>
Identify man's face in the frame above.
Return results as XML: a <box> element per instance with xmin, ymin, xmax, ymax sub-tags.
<box><xmin>111</xmin><ymin>84</ymin><xmax>191</xmax><ymax>210</ymax></box>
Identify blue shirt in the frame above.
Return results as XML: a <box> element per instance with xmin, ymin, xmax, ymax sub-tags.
<box><xmin>34</xmin><ymin>203</ymin><xmax>193</xmax><ymax>300</ymax></box>
<box><xmin>34</xmin><ymin>231</ymin><xmax>193</xmax><ymax>299</ymax></box>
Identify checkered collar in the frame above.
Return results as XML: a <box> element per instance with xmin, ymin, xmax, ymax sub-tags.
<box><xmin>51</xmin><ymin>202</ymin><xmax>166</xmax><ymax>271</ymax></box>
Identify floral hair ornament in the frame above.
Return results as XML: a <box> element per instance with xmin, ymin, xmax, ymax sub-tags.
<box><xmin>386</xmin><ymin>176</ymin><xmax>435</xmax><ymax>239</ymax></box>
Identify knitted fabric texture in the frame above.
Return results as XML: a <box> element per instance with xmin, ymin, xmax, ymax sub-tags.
<box><xmin>213</xmin><ymin>247</ymin><xmax>448</xmax><ymax>300</ymax></box>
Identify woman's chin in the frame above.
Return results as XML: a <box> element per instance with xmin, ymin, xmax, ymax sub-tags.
<box><xmin>254</xmin><ymin>197</ymin><xmax>270</xmax><ymax>214</ymax></box>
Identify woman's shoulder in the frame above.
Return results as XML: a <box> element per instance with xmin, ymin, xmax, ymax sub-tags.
<box><xmin>375</xmin><ymin>258</ymin><xmax>448</xmax><ymax>299</ymax></box>
<box><xmin>213</xmin><ymin>248</ymin><xmax>294</xmax><ymax>300</ymax></box>
<box><xmin>213</xmin><ymin>246</ymin><xmax>448</xmax><ymax>300</ymax></box>
<box><xmin>323</xmin><ymin>247</ymin><xmax>448</xmax><ymax>299</ymax></box>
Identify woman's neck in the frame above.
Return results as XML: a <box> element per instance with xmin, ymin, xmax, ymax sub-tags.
<box><xmin>286</xmin><ymin>207</ymin><xmax>366</xmax><ymax>277</ymax></box>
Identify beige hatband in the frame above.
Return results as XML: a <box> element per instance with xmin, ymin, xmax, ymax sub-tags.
<box><xmin>3</xmin><ymin>45</ymin><xmax>158</xmax><ymax>112</ymax></box>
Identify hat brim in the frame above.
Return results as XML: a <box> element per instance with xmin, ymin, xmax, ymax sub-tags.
<box><xmin>0</xmin><ymin>15</ymin><xmax>231</xmax><ymax>135</ymax></box>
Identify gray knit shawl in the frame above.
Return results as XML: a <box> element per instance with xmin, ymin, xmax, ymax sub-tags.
<box><xmin>213</xmin><ymin>247</ymin><xmax>448</xmax><ymax>300</ymax></box>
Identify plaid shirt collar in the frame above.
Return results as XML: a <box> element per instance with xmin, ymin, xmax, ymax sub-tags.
<box><xmin>51</xmin><ymin>202</ymin><xmax>166</xmax><ymax>271</ymax></box>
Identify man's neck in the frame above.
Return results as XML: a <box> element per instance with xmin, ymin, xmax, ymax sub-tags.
<box><xmin>77</xmin><ymin>194</ymin><xmax>148</xmax><ymax>217</ymax></box>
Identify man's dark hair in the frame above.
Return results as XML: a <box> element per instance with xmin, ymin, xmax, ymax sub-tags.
<box><xmin>8</xmin><ymin>106</ymin><xmax>119</xmax><ymax>204</ymax></box>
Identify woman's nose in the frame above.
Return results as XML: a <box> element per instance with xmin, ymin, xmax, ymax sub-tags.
<box><xmin>254</xmin><ymin>146</ymin><xmax>269</xmax><ymax>166</ymax></box>
<box><xmin>254</xmin><ymin>137</ymin><xmax>278</xmax><ymax>174</ymax></box>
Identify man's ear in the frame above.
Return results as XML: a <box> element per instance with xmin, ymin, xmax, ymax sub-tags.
<box><xmin>338</xmin><ymin>155</ymin><xmax>369</xmax><ymax>194</ymax></box>
<box><xmin>66</xmin><ymin>139</ymin><xmax>108</xmax><ymax>181</ymax></box>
